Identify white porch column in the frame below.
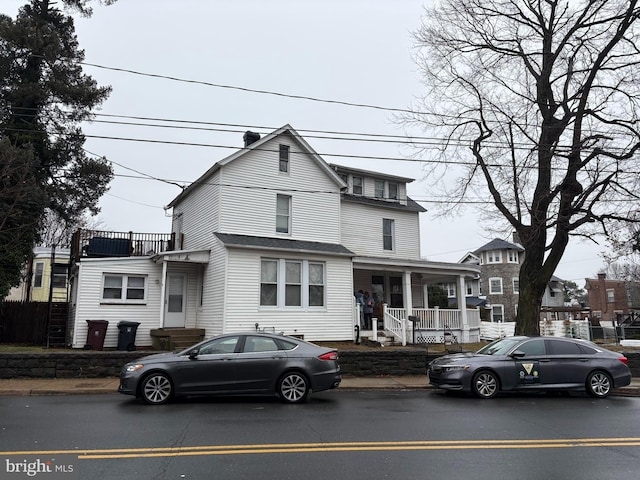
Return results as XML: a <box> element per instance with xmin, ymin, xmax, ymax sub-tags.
<box><xmin>457</xmin><ymin>274</ymin><xmax>469</xmax><ymax>342</ymax></box>
<box><xmin>402</xmin><ymin>270</ymin><xmax>412</xmax><ymax>346</ymax></box>
<box><xmin>423</xmin><ymin>283</ymin><xmax>430</xmax><ymax>308</ymax></box>
<box><xmin>159</xmin><ymin>260</ymin><xmax>168</xmax><ymax>328</ymax></box>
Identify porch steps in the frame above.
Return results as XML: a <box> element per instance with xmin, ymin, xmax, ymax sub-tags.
<box><xmin>150</xmin><ymin>328</ymin><xmax>206</xmax><ymax>351</ymax></box>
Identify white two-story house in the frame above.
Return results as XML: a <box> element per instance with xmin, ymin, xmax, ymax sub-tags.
<box><xmin>67</xmin><ymin>125</ymin><xmax>480</xmax><ymax>348</ymax></box>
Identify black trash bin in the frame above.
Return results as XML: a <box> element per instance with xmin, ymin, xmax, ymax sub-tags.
<box><xmin>117</xmin><ymin>321</ymin><xmax>141</xmax><ymax>351</ymax></box>
<box><xmin>85</xmin><ymin>320</ymin><xmax>109</xmax><ymax>351</ymax></box>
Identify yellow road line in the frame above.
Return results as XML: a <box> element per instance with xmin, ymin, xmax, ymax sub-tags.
<box><xmin>1</xmin><ymin>438</ymin><xmax>639</xmax><ymax>460</ymax></box>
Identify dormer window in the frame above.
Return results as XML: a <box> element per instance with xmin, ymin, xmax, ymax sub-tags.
<box><xmin>279</xmin><ymin>145</ymin><xmax>289</xmax><ymax>173</ymax></box>
<box><xmin>375</xmin><ymin>180</ymin><xmax>384</xmax><ymax>198</ymax></box>
<box><xmin>388</xmin><ymin>182</ymin><xmax>398</xmax><ymax>200</ymax></box>
<box><xmin>353</xmin><ymin>176</ymin><xmax>363</xmax><ymax>195</ymax></box>
<box><xmin>487</xmin><ymin>250</ymin><xmax>502</xmax><ymax>263</ymax></box>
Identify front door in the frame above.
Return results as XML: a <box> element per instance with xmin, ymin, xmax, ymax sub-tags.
<box><xmin>164</xmin><ymin>273</ymin><xmax>186</xmax><ymax>328</ymax></box>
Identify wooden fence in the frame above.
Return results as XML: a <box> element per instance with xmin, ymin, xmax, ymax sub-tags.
<box><xmin>0</xmin><ymin>301</ymin><xmax>68</xmax><ymax>345</ymax></box>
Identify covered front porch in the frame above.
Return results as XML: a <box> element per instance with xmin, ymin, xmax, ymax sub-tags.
<box><xmin>352</xmin><ymin>256</ymin><xmax>482</xmax><ymax>346</ymax></box>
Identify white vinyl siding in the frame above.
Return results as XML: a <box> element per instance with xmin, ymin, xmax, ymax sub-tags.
<box><xmin>71</xmin><ymin>258</ymin><xmax>200</xmax><ymax>348</ymax></box>
<box><xmin>221</xmin><ymin>249</ymin><xmax>353</xmax><ymax>341</ymax></box>
<box><xmin>217</xmin><ymin>136</ymin><xmax>341</xmax><ymax>244</ymax></box>
<box><xmin>341</xmin><ymin>201</ymin><xmax>420</xmax><ymax>258</ymax></box>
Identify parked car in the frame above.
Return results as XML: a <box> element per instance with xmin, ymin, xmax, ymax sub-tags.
<box><xmin>119</xmin><ymin>332</ymin><xmax>341</xmax><ymax>405</ymax></box>
<box><xmin>428</xmin><ymin>336</ymin><xmax>631</xmax><ymax>399</ymax></box>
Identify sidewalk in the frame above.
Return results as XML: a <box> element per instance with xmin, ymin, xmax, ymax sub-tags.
<box><xmin>0</xmin><ymin>376</ymin><xmax>638</xmax><ymax>397</ymax></box>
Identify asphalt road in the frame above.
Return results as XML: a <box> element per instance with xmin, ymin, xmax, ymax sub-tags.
<box><xmin>1</xmin><ymin>390</ymin><xmax>640</xmax><ymax>480</ymax></box>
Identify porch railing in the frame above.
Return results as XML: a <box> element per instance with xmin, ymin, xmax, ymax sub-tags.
<box><xmin>384</xmin><ymin>308</ymin><xmax>406</xmax><ymax>345</ymax></box>
<box><xmin>71</xmin><ymin>229</ymin><xmax>175</xmax><ymax>262</ymax></box>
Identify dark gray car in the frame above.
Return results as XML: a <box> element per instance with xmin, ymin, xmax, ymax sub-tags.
<box><xmin>428</xmin><ymin>336</ymin><xmax>631</xmax><ymax>399</ymax></box>
<box><xmin>119</xmin><ymin>332</ymin><xmax>341</xmax><ymax>405</ymax></box>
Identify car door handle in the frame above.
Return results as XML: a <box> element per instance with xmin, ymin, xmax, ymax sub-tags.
<box><xmin>539</xmin><ymin>359</ymin><xmax>551</xmax><ymax>363</ymax></box>
<box><xmin>579</xmin><ymin>358</ymin><xmax>589</xmax><ymax>362</ymax></box>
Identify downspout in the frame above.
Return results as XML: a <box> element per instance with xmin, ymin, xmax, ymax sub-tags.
<box><xmin>159</xmin><ymin>260</ymin><xmax>168</xmax><ymax>328</ymax></box>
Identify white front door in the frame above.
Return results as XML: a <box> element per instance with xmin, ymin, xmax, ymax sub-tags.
<box><xmin>165</xmin><ymin>273</ymin><xmax>187</xmax><ymax>328</ymax></box>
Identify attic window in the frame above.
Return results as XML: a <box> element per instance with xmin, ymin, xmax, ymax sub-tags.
<box><xmin>507</xmin><ymin>250</ymin><xmax>519</xmax><ymax>263</ymax></box>
<box><xmin>352</xmin><ymin>176</ymin><xmax>363</xmax><ymax>195</ymax></box>
<box><xmin>279</xmin><ymin>145</ymin><xmax>289</xmax><ymax>172</ymax></box>
<box><xmin>388</xmin><ymin>182</ymin><xmax>398</xmax><ymax>200</ymax></box>
<box><xmin>375</xmin><ymin>180</ymin><xmax>384</xmax><ymax>198</ymax></box>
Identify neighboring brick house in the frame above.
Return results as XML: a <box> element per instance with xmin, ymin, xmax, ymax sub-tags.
<box><xmin>585</xmin><ymin>273</ymin><xmax>629</xmax><ymax>324</ymax></box>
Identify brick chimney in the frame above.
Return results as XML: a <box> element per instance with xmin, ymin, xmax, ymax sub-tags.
<box><xmin>243</xmin><ymin>131</ymin><xmax>260</xmax><ymax>147</ymax></box>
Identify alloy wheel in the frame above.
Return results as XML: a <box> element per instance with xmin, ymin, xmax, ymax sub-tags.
<box><xmin>142</xmin><ymin>373</ymin><xmax>173</xmax><ymax>405</ymax></box>
<box><xmin>279</xmin><ymin>372</ymin><xmax>309</xmax><ymax>403</ymax></box>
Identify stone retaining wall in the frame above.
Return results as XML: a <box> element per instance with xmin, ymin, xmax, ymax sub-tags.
<box><xmin>0</xmin><ymin>350</ymin><xmax>638</xmax><ymax>379</ymax></box>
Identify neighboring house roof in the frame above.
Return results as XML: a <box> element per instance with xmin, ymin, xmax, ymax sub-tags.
<box><xmin>342</xmin><ymin>193</ymin><xmax>426</xmax><ymax>213</ymax></box>
<box><xmin>458</xmin><ymin>252</ymin><xmax>480</xmax><ymax>264</ymax></box>
<box><xmin>167</xmin><ymin>124</ymin><xmax>347</xmax><ymax>208</ymax></box>
<box><xmin>329</xmin><ymin>164</ymin><xmax>416</xmax><ymax>183</ymax></box>
<box><xmin>213</xmin><ymin>233</ymin><xmax>354</xmax><ymax>256</ymax></box>
<box><xmin>448</xmin><ymin>296</ymin><xmax>486</xmax><ymax>308</ymax></box>
<box><xmin>474</xmin><ymin>238</ymin><xmax>524</xmax><ymax>253</ymax></box>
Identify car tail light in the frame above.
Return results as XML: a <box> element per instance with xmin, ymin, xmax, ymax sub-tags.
<box><xmin>318</xmin><ymin>351</ymin><xmax>338</xmax><ymax>361</ymax></box>
<box><xmin>618</xmin><ymin>355</ymin><xmax>629</xmax><ymax>365</ymax></box>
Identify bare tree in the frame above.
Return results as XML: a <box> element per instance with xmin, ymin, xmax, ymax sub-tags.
<box><xmin>411</xmin><ymin>0</ymin><xmax>640</xmax><ymax>335</ymax></box>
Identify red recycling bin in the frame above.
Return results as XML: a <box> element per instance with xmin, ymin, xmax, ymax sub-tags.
<box><xmin>84</xmin><ymin>320</ymin><xmax>109</xmax><ymax>350</ymax></box>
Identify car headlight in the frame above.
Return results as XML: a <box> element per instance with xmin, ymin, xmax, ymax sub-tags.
<box><xmin>441</xmin><ymin>364</ymin><xmax>470</xmax><ymax>372</ymax></box>
<box><xmin>124</xmin><ymin>364</ymin><xmax>144</xmax><ymax>373</ymax></box>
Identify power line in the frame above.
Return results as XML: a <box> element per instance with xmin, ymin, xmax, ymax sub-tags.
<box><xmin>80</xmin><ymin>62</ymin><xmax>424</xmax><ymax>115</ymax></box>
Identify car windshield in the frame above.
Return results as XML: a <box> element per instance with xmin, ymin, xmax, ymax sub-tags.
<box><xmin>476</xmin><ymin>338</ymin><xmax>523</xmax><ymax>356</ymax></box>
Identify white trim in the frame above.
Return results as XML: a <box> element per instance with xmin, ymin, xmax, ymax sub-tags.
<box><xmin>489</xmin><ymin>277</ymin><xmax>503</xmax><ymax>294</ymax></box>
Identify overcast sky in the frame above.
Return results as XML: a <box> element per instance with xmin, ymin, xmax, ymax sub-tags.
<box><xmin>4</xmin><ymin>0</ymin><xmax>609</xmax><ymax>285</ymax></box>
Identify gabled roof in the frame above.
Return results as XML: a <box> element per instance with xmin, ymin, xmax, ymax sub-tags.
<box><xmin>213</xmin><ymin>233</ymin><xmax>354</xmax><ymax>256</ymax></box>
<box><xmin>474</xmin><ymin>238</ymin><xmax>524</xmax><ymax>253</ymax></box>
<box><xmin>167</xmin><ymin>124</ymin><xmax>346</xmax><ymax>208</ymax></box>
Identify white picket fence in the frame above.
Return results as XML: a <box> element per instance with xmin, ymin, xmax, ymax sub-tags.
<box><xmin>480</xmin><ymin>319</ymin><xmax>591</xmax><ymax>341</ymax></box>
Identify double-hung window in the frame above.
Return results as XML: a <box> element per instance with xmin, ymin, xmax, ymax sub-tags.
<box><xmin>352</xmin><ymin>176</ymin><xmax>363</xmax><ymax>195</ymax></box>
<box><xmin>383</xmin><ymin>219</ymin><xmax>394</xmax><ymax>251</ymax></box>
<box><xmin>374</xmin><ymin>180</ymin><xmax>384</xmax><ymax>198</ymax></box>
<box><xmin>491</xmin><ymin>305</ymin><xmax>504</xmax><ymax>322</ymax></box>
<box><xmin>260</xmin><ymin>259</ymin><xmax>325</xmax><ymax>308</ymax></box>
<box><xmin>102</xmin><ymin>274</ymin><xmax>147</xmax><ymax>303</ymax></box>
<box><xmin>388</xmin><ymin>182</ymin><xmax>398</xmax><ymax>200</ymax></box>
<box><xmin>33</xmin><ymin>262</ymin><xmax>44</xmax><ymax>288</ymax></box>
<box><xmin>507</xmin><ymin>250</ymin><xmax>519</xmax><ymax>263</ymax></box>
<box><xmin>489</xmin><ymin>277</ymin><xmax>503</xmax><ymax>294</ymax></box>
<box><xmin>279</xmin><ymin>144</ymin><xmax>289</xmax><ymax>173</ymax></box>
<box><xmin>276</xmin><ymin>194</ymin><xmax>291</xmax><ymax>233</ymax></box>
<box><xmin>512</xmin><ymin>278</ymin><xmax>520</xmax><ymax>294</ymax></box>
<box><xmin>487</xmin><ymin>250</ymin><xmax>502</xmax><ymax>263</ymax></box>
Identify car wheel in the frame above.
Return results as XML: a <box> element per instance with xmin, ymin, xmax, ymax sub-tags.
<box><xmin>472</xmin><ymin>370</ymin><xmax>499</xmax><ymax>399</ymax></box>
<box><xmin>586</xmin><ymin>371</ymin><xmax>612</xmax><ymax>398</ymax></box>
<box><xmin>278</xmin><ymin>372</ymin><xmax>310</xmax><ymax>404</ymax></box>
<box><xmin>141</xmin><ymin>373</ymin><xmax>173</xmax><ymax>405</ymax></box>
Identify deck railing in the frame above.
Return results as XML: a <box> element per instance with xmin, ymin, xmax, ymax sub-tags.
<box><xmin>71</xmin><ymin>229</ymin><xmax>175</xmax><ymax>262</ymax></box>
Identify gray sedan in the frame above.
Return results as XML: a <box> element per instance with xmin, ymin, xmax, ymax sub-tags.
<box><xmin>428</xmin><ymin>336</ymin><xmax>631</xmax><ymax>399</ymax></box>
<box><xmin>119</xmin><ymin>332</ymin><xmax>341</xmax><ymax>405</ymax></box>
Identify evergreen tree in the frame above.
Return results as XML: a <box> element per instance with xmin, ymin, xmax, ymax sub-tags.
<box><xmin>0</xmin><ymin>0</ymin><xmax>115</xmax><ymax>297</ymax></box>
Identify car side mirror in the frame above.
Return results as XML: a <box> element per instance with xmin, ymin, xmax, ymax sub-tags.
<box><xmin>189</xmin><ymin>349</ymin><xmax>199</xmax><ymax>360</ymax></box>
<box><xmin>510</xmin><ymin>350</ymin><xmax>526</xmax><ymax>359</ymax></box>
